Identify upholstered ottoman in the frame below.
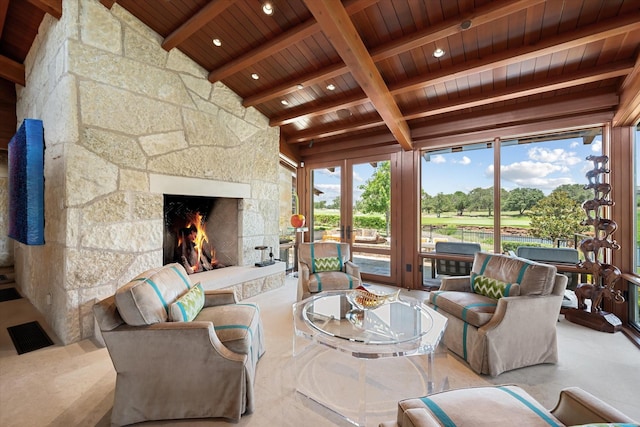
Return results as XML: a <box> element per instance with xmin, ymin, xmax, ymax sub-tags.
<box><xmin>379</xmin><ymin>385</ymin><xmax>638</xmax><ymax>427</ymax></box>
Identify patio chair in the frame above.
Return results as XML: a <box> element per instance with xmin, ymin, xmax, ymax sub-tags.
<box><xmin>423</xmin><ymin>241</ymin><xmax>481</xmax><ymax>290</ymax></box>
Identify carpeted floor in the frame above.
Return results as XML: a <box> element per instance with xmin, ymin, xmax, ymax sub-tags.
<box><xmin>0</xmin><ymin>275</ymin><xmax>639</xmax><ymax>427</ymax></box>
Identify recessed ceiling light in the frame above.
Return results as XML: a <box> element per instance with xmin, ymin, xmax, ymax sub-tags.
<box><xmin>326</xmin><ymin>83</ymin><xmax>336</xmax><ymax>91</ymax></box>
<box><xmin>212</xmin><ymin>38</ymin><xmax>222</xmax><ymax>47</ymax></box>
<box><xmin>262</xmin><ymin>2</ymin><xmax>274</xmax><ymax>15</ymax></box>
<box><xmin>433</xmin><ymin>48</ymin><xmax>445</xmax><ymax>58</ymax></box>
<box><xmin>296</xmin><ymin>84</ymin><xmax>304</xmax><ymax>90</ymax></box>
<box><xmin>460</xmin><ymin>20</ymin><xmax>472</xmax><ymax>30</ymax></box>
<box><xmin>281</xmin><ymin>99</ymin><xmax>289</xmax><ymax>106</ymax></box>
<box><xmin>337</xmin><ymin>108</ymin><xmax>352</xmax><ymax>119</ymax></box>
<box><xmin>251</xmin><ymin>73</ymin><xmax>260</xmax><ymax>80</ymax></box>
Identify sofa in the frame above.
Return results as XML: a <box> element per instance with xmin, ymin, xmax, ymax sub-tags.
<box><xmin>428</xmin><ymin>252</ymin><xmax>567</xmax><ymax>376</ymax></box>
<box><xmin>379</xmin><ymin>385</ymin><xmax>638</xmax><ymax>427</ymax></box>
<box><xmin>93</xmin><ymin>263</ymin><xmax>265</xmax><ymax>426</ymax></box>
<box><xmin>297</xmin><ymin>242</ymin><xmax>362</xmax><ymax>300</ymax></box>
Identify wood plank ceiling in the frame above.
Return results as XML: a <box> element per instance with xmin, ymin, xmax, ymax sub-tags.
<box><xmin>1</xmin><ymin>0</ymin><xmax>639</xmax><ymax>155</ymax></box>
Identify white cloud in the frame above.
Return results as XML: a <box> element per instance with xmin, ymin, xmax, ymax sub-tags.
<box><xmin>494</xmin><ymin>160</ymin><xmax>577</xmax><ymax>190</ymax></box>
<box><xmin>453</xmin><ymin>156</ymin><xmax>471</xmax><ymax>165</ymax></box>
<box><xmin>314</xmin><ymin>183</ymin><xmax>340</xmax><ymax>202</ymax></box>
<box><xmin>528</xmin><ymin>146</ymin><xmax>582</xmax><ymax>167</ymax></box>
<box><xmin>570</xmin><ymin>141</ymin><xmax>579</xmax><ymax>148</ymax></box>
<box><xmin>591</xmin><ymin>139</ymin><xmax>602</xmax><ymax>152</ymax></box>
<box><xmin>431</xmin><ymin>154</ymin><xmax>446</xmax><ymax>164</ymax></box>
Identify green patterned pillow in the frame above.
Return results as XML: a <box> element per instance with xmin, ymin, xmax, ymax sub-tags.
<box><xmin>169</xmin><ymin>282</ymin><xmax>205</xmax><ymax>322</ymax></box>
<box><xmin>471</xmin><ymin>274</ymin><xmax>517</xmax><ymax>299</ymax></box>
<box><xmin>313</xmin><ymin>256</ymin><xmax>342</xmax><ymax>272</ymax></box>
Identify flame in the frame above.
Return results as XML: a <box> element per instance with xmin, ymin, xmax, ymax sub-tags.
<box><xmin>177</xmin><ymin>212</ymin><xmax>216</xmax><ymax>272</ymax></box>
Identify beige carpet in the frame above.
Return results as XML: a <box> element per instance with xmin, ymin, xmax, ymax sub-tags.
<box><xmin>1</xmin><ymin>275</ymin><xmax>639</xmax><ymax>427</ymax></box>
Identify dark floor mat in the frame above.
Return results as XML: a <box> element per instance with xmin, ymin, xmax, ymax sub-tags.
<box><xmin>7</xmin><ymin>321</ymin><xmax>54</xmax><ymax>354</ymax></box>
<box><xmin>0</xmin><ymin>287</ymin><xmax>22</xmax><ymax>302</ymax></box>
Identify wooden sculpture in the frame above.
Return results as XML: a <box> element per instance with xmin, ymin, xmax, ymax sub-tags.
<box><xmin>565</xmin><ymin>155</ymin><xmax>624</xmax><ymax>332</ymax></box>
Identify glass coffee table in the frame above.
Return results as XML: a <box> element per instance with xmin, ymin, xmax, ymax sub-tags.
<box><xmin>292</xmin><ymin>289</ymin><xmax>447</xmax><ymax>426</ymax></box>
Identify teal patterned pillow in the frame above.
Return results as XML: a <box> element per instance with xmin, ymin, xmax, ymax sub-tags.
<box><xmin>471</xmin><ymin>274</ymin><xmax>516</xmax><ymax>299</ymax></box>
<box><xmin>169</xmin><ymin>283</ymin><xmax>205</xmax><ymax>322</ymax></box>
<box><xmin>313</xmin><ymin>256</ymin><xmax>342</xmax><ymax>272</ymax></box>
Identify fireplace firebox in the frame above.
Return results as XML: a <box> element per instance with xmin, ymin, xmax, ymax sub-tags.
<box><xmin>163</xmin><ymin>195</ymin><xmax>239</xmax><ymax>273</ymax></box>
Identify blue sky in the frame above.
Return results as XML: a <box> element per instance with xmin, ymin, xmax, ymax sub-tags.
<box><xmin>422</xmin><ymin>136</ymin><xmax>603</xmax><ymax>196</ymax></box>
<box><xmin>311</xmin><ymin>130</ymin><xmax>640</xmax><ymax>203</ymax></box>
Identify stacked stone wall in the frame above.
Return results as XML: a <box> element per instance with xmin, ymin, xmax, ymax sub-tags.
<box><xmin>13</xmin><ymin>0</ymin><xmax>281</xmax><ymax>344</ymax></box>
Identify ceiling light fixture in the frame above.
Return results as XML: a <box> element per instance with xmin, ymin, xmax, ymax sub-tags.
<box><xmin>281</xmin><ymin>99</ymin><xmax>289</xmax><ymax>106</ymax></box>
<box><xmin>262</xmin><ymin>2</ymin><xmax>274</xmax><ymax>15</ymax></box>
<box><xmin>212</xmin><ymin>38</ymin><xmax>222</xmax><ymax>47</ymax></box>
<box><xmin>433</xmin><ymin>48</ymin><xmax>445</xmax><ymax>58</ymax></box>
<box><xmin>460</xmin><ymin>20</ymin><xmax>472</xmax><ymax>30</ymax></box>
<box><xmin>326</xmin><ymin>83</ymin><xmax>336</xmax><ymax>91</ymax></box>
<box><xmin>251</xmin><ymin>73</ymin><xmax>260</xmax><ymax>80</ymax></box>
<box><xmin>296</xmin><ymin>84</ymin><xmax>304</xmax><ymax>90</ymax></box>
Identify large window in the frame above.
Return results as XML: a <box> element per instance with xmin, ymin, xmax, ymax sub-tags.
<box><xmin>631</xmin><ymin>125</ymin><xmax>640</xmax><ymax>331</ymax></box>
<box><xmin>421</xmin><ymin>142</ymin><xmax>495</xmax><ymax>254</ymax></box>
<box><xmin>500</xmin><ymin>130</ymin><xmax>601</xmax><ymax>253</ymax></box>
<box><xmin>420</xmin><ymin>129</ymin><xmax>603</xmax><ymax>281</ymax></box>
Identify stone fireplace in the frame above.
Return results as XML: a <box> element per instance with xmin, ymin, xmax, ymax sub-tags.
<box><xmin>9</xmin><ymin>0</ymin><xmax>284</xmax><ymax>345</ymax></box>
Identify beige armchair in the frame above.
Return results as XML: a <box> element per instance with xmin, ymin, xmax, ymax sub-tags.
<box><xmin>93</xmin><ymin>263</ymin><xmax>265</xmax><ymax>426</ymax></box>
<box><xmin>297</xmin><ymin>242</ymin><xmax>362</xmax><ymax>300</ymax></box>
<box><xmin>428</xmin><ymin>252</ymin><xmax>567</xmax><ymax>376</ymax></box>
<box><xmin>379</xmin><ymin>385</ymin><xmax>637</xmax><ymax>427</ymax></box>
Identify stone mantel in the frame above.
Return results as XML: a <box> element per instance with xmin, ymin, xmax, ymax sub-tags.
<box><xmin>150</xmin><ymin>174</ymin><xmax>251</xmax><ymax>199</ymax></box>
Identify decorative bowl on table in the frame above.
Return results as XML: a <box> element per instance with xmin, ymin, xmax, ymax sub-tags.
<box><xmin>347</xmin><ymin>285</ymin><xmax>400</xmax><ymax>310</ymax></box>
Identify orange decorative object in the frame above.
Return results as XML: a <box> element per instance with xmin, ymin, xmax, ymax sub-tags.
<box><xmin>290</xmin><ymin>192</ymin><xmax>305</xmax><ymax>228</ymax></box>
<box><xmin>290</xmin><ymin>214</ymin><xmax>305</xmax><ymax>228</ymax></box>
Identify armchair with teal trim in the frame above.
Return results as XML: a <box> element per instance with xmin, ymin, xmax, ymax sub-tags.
<box><xmin>297</xmin><ymin>242</ymin><xmax>362</xmax><ymax>300</ymax></box>
<box><xmin>427</xmin><ymin>252</ymin><xmax>567</xmax><ymax>376</ymax></box>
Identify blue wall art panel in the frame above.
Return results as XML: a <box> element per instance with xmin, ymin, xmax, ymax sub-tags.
<box><xmin>8</xmin><ymin>119</ymin><xmax>45</xmax><ymax>245</ymax></box>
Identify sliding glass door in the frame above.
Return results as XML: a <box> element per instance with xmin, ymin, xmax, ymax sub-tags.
<box><xmin>308</xmin><ymin>155</ymin><xmax>396</xmax><ymax>284</ymax></box>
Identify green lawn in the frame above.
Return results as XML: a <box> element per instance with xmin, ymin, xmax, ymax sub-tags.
<box><xmin>422</xmin><ymin>211</ymin><xmax>531</xmax><ymax>228</ymax></box>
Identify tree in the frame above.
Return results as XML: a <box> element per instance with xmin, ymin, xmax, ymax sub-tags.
<box><xmin>433</xmin><ymin>192</ymin><xmax>450</xmax><ymax>218</ymax></box>
<box><xmin>421</xmin><ymin>190</ymin><xmax>433</xmax><ymax>214</ymax></box>
<box><xmin>327</xmin><ymin>196</ymin><xmax>341</xmax><ymax>210</ymax></box>
<box><xmin>358</xmin><ymin>162</ymin><xmax>391</xmax><ymax>235</ymax></box>
<box><xmin>504</xmin><ymin>187</ymin><xmax>545</xmax><ymax>215</ymax></box>
<box><xmin>529</xmin><ymin>190</ymin><xmax>588</xmax><ymax>243</ymax></box>
<box><xmin>314</xmin><ymin>200</ymin><xmax>327</xmax><ymax>209</ymax></box>
<box><xmin>553</xmin><ymin>184</ymin><xmax>592</xmax><ymax>204</ymax></box>
<box><xmin>467</xmin><ymin>187</ymin><xmax>493</xmax><ymax>216</ymax></box>
<box><xmin>451</xmin><ymin>191</ymin><xmax>469</xmax><ymax>216</ymax></box>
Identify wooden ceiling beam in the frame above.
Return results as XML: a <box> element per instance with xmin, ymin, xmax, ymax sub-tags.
<box><xmin>26</xmin><ymin>0</ymin><xmax>62</xmax><ymax>19</ymax></box>
<box><xmin>0</xmin><ymin>0</ymin><xmax>9</xmax><ymax>38</ymax></box>
<box><xmin>303</xmin><ymin>0</ymin><xmax>412</xmax><ymax>150</ymax></box>
<box><xmin>209</xmin><ymin>0</ymin><xmax>378</xmax><ymax>83</ymax></box>
<box><xmin>243</xmin><ymin>0</ymin><xmax>545</xmax><ymax>107</ymax></box>
<box><xmin>0</xmin><ymin>55</ymin><xmax>25</xmax><ymax>86</ymax></box>
<box><xmin>286</xmin><ymin>60</ymin><xmax>631</xmax><ymax>144</ymax></box>
<box><xmin>162</xmin><ymin>0</ymin><xmax>235</xmax><ymax>51</ymax></box>
<box><xmin>271</xmin><ymin>91</ymin><xmax>367</xmax><ymax>126</ymax></box>
<box><xmin>298</xmin><ymin>90</ymin><xmax>617</xmax><ymax>153</ymax></box>
<box><xmin>410</xmin><ymin>91</ymin><xmax>619</xmax><ymax>141</ymax></box>
<box><xmin>288</xmin><ymin>116</ymin><xmax>385</xmax><ymax>143</ymax></box>
<box><xmin>613</xmin><ymin>53</ymin><xmax>640</xmax><ymax>127</ymax></box>
<box><xmin>402</xmin><ymin>60</ymin><xmax>633</xmax><ymax>120</ymax></box>
<box><xmin>272</xmin><ymin>12</ymin><xmax>640</xmax><ymax>125</ymax></box>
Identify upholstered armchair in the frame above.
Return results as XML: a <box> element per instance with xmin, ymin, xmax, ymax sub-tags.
<box><xmin>379</xmin><ymin>385</ymin><xmax>638</xmax><ymax>427</ymax></box>
<box><xmin>297</xmin><ymin>242</ymin><xmax>362</xmax><ymax>300</ymax></box>
<box><xmin>428</xmin><ymin>252</ymin><xmax>567</xmax><ymax>376</ymax></box>
<box><xmin>93</xmin><ymin>263</ymin><xmax>265</xmax><ymax>426</ymax></box>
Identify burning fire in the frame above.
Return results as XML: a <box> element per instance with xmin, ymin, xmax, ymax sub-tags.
<box><xmin>177</xmin><ymin>212</ymin><xmax>217</xmax><ymax>273</ymax></box>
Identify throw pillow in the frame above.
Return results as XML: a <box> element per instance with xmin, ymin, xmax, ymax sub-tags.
<box><xmin>169</xmin><ymin>283</ymin><xmax>205</xmax><ymax>322</ymax></box>
<box><xmin>471</xmin><ymin>274</ymin><xmax>516</xmax><ymax>299</ymax></box>
<box><xmin>313</xmin><ymin>256</ymin><xmax>342</xmax><ymax>272</ymax></box>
